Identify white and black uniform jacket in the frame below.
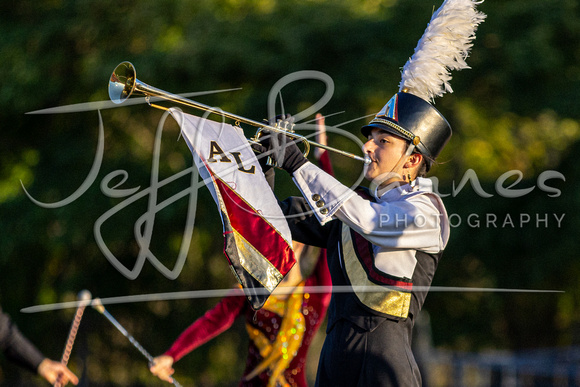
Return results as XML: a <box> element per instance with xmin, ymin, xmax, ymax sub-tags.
<box><xmin>280</xmin><ymin>161</ymin><xmax>450</xmax><ymax>331</ymax></box>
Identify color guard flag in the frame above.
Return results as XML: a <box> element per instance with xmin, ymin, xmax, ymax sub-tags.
<box><xmin>170</xmin><ymin>108</ymin><xmax>295</xmax><ymax>310</ymax></box>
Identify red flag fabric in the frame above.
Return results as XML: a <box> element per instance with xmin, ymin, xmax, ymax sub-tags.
<box><xmin>171</xmin><ymin>109</ymin><xmax>295</xmax><ymax>310</ymax></box>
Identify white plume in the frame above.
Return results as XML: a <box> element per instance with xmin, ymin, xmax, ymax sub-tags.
<box><xmin>399</xmin><ymin>0</ymin><xmax>486</xmax><ymax>103</ymax></box>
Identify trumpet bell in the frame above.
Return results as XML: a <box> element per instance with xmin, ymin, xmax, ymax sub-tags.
<box><xmin>107</xmin><ymin>61</ymin><xmax>371</xmax><ymax>164</ymax></box>
<box><xmin>109</xmin><ymin>61</ymin><xmax>137</xmax><ymax>104</ymax></box>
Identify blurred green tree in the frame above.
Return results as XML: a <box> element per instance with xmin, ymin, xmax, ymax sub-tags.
<box><xmin>1</xmin><ymin>0</ymin><xmax>579</xmax><ymax>385</ymax></box>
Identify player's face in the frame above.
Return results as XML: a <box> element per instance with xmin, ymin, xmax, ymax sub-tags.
<box><xmin>362</xmin><ymin>128</ymin><xmax>408</xmax><ymax>186</ymax></box>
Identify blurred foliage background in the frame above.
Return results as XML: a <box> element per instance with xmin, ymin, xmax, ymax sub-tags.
<box><xmin>1</xmin><ymin>0</ymin><xmax>579</xmax><ymax>385</ymax></box>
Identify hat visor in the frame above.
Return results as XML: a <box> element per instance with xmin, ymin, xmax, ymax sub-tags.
<box><xmin>360</xmin><ymin>122</ymin><xmax>413</xmax><ymax>142</ymax></box>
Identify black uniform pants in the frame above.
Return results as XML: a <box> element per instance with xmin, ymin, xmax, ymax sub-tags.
<box><xmin>315</xmin><ymin>317</ymin><xmax>421</xmax><ymax>387</ymax></box>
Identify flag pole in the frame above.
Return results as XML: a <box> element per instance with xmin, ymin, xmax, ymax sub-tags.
<box><xmin>54</xmin><ymin>290</ymin><xmax>91</xmax><ymax>387</ymax></box>
<box><xmin>91</xmin><ymin>298</ymin><xmax>182</xmax><ymax>387</ymax></box>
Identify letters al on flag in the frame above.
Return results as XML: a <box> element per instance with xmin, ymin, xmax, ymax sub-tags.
<box><xmin>170</xmin><ymin>108</ymin><xmax>295</xmax><ymax>310</ymax></box>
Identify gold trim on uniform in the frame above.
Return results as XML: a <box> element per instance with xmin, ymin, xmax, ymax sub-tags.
<box><xmin>341</xmin><ymin>224</ymin><xmax>411</xmax><ymax>318</ymax></box>
<box><xmin>245</xmin><ymin>284</ymin><xmax>306</xmax><ymax>385</ymax></box>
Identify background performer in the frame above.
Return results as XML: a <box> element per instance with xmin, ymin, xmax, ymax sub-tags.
<box><xmin>0</xmin><ymin>306</ymin><xmax>79</xmax><ymax>386</ymax></box>
<box><xmin>151</xmin><ymin>116</ymin><xmax>333</xmax><ymax>387</ymax></box>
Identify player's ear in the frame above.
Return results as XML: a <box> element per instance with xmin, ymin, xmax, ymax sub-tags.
<box><xmin>405</xmin><ymin>153</ymin><xmax>423</xmax><ymax>168</ymax></box>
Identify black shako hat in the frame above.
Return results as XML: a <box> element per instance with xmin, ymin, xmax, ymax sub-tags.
<box><xmin>360</xmin><ymin>0</ymin><xmax>486</xmax><ymax>171</ymax></box>
<box><xmin>361</xmin><ymin>91</ymin><xmax>452</xmax><ymax>165</ymax></box>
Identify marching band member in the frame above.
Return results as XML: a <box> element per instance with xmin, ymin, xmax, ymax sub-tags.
<box><xmin>0</xmin><ymin>306</ymin><xmax>79</xmax><ymax>386</ymax></box>
<box><xmin>255</xmin><ymin>1</ymin><xmax>485</xmax><ymax>385</ymax></box>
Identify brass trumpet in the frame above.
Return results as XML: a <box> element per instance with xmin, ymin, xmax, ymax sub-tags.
<box><xmin>108</xmin><ymin>61</ymin><xmax>370</xmax><ymax>164</ymax></box>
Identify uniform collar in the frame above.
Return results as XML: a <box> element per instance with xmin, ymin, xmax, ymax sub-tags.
<box><xmin>375</xmin><ymin>177</ymin><xmax>433</xmax><ymax>201</ymax></box>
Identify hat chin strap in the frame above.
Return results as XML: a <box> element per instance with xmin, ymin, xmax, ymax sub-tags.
<box><xmin>370</xmin><ymin>142</ymin><xmax>416</xmax><ymax>198</ymax></box>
